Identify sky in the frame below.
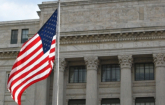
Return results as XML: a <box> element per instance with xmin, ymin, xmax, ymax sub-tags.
<box><xmin>0</xmin><ymin>0</ymin><xmax>57</xmax><ymax>21</ymax></box>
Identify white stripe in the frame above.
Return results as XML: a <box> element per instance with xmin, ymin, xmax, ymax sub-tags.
<box><xmin>49</xmin><ymin>53</ymin><xmax>55</xmax><ymax>58</ymax></box>
<box><xmin>20</xmin><ymin>34</ymin><xmax>39</xmax><ymax>51</ymax></box>
<box><xmin>8</xmin><ymin>49</ymin><xmax>49</xmax><ymax>89</ymax></box>
<box><xmin>15</xmin><ymin>68</ymin><xmax>51</xmax><ymax>103</ymax></box>
<box><xmin>50</xmin><ymin>61</ymin><xmax>53</xmax><ymax>68</ymax></box>
<box><xmin>16</xmin><ymin>40</ymin><xmax>42</xmax><ymax>63</ymax></box>
<box><xmin>50</xmin><ymin>43</ymin><xmax>56</xmax><ymax>49</ymax></box>
<box><xmin>53</xmin><ymin>35</ymin><xmax>56</xmax><ymax>40</ymax></box>
<box><xmin>11</xmin><ymin>61</ymin><xmax>49</xmax><ymax>92</ymax></box>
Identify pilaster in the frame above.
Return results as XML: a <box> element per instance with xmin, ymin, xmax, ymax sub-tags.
<box><xmin>84</xmin><ymin>56</ymin><xmax>99</xmax><ymax>105</ymax></box>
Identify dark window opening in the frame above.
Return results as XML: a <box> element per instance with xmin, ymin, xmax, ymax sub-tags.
<box><xmin>135</xmin><ymin>63</ymin><xmax>154</xmax><ymax>81</ymax></box>
<box><xmin>21</xmin><ymin>29</ymin><xmax>29</xmax><ymax>43</ymax></box>
<box><xmin>102</xmin><ymin>64</ymin><xmax>120</xmax><ymax>82</ymax></box>
<box><xmin>69</xmin><ymin>66</ymin><xmax>86</xmax><ymax>83</ymax></box>
<box><xmin>101</xmin><ymin>98</ymin><xmax>120</xmax><ymax>105</ymax></box>
<box><xmin>11</xmin><ymin>30</ymin><xmax>18</xmax><ymax>44</ymax></box>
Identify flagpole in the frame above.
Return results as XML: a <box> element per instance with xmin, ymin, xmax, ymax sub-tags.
<box><xmin>52</xmin><ymin>0</ymin><xmax>60</xmax><ymax>105</ymax></box>
<box><xmin>56</xmin><ymin>0</ymin><xmax>60</xmax><ymax>105</ymax></box>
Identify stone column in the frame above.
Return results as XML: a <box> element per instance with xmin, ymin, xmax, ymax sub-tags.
<box><xmin>84</xmin><ymin>56</ymin><xmax>99</xmax><ymax>105</ymax></box>
<box><xmin>118</xmin><ymin>55</ymin><xmax>133</xmax><ymax>105</ymax></box>
<box><xmin>153</xmin><ymin>53</ymin><xmax>165</xmax><ymax>105</ymax></box>
<box><xmin>52</xmin><ymin>58</ymin><xmax>67</xmax><ymax>105</ymax></box>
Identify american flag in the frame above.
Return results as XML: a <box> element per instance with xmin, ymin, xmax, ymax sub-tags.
<box><xmin>7</xmin><ymin>10</ymin><xmax>58</xmax><ymax>105</ymax></box>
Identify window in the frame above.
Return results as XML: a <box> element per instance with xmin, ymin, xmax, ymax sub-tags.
<box><xmin>11</xmin><ymin>30</ymin><xmax>18</xmax><ymax>44</ymax></box>
<box><xmin>102</xmin><ymin>64</ymin><xmax>120</xmax><ymax>82</ymax></box>
<box><xmin>135</xmin><ymin>63</ymin><xmax>154</xmax><ymax>81</ymax></box>
<box><xmin>21</xmin><ymin>29</ymin><xmax>29</xmax><ymax>43</ymax></box>
<box><xmin>135</xmin><ymin>97</ymin><xmax>155</xmax><ymax>105</ymax></box>
<box><xmin>69</xmin><ymin>66</ymin><xmax>86</xmax><ymax>83</ymax></box>
<box><xmin>68</xmin><ymin>99</ymin><xmax>85</xmax><ymax>105</ymax></box>
<box><xmin>101</xmin><ymin>98</ymin><xmax>120</xmax><ymax>105</ymax></box>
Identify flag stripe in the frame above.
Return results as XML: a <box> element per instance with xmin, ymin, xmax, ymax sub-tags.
<box><xmin>11</xmin><ymin>58</ymin><xmax>49</xmax><ymax>94</ymax></box>
<box><xmin>12</xmin><ymin>61</ymin><xmax>50</xmax><ymax>100</ymax></box>
<box><xmin>8</xmin><ymin>48</ymin><xmax>43</xmax><ymax>89</ymax></box>
<box><xmin>15</xmin><ymin>68</ymin><xmax>51</xmax><ymax>103</ymax></box>
<box><xmin>17</xmin><ymin>69</ymin><xmax>52</xmax><ymax>105</ymax></box>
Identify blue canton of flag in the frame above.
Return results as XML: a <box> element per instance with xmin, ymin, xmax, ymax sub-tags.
<box><xmin>38</xmin><ymin>10</ymin><xmax>58</xmax><ymax>53</ymax></box>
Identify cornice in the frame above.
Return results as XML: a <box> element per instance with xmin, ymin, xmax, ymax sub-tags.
<box><xmin>0</xmin><ymin>19</ymin><xmax>40</xmax><ymax>27</ymax></box>
<box><xmin>0</xmin><ymin>51</ymin><xmax>19</xmax><ymax>59</ymax></box>
<box><xmin>60</xmin><ymin>29</ymin><xmax>165</xmax><ymax>45</ymax></box>
<box><xmin>38</xmin><ymin>0</ymin><xmax>154</xmax><ymax>9</ymax></box>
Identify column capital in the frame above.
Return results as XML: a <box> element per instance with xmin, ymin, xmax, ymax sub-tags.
<box><xmin>153</xmin><ymin>53</ymin><xmax>165</xmax><ymax>67</ymax></box>
<box><xmin>118</xmin><ymin>55</ymin><xmax>133</xmax><ymax>69</ymax></box>
<box><xmin>59</xmin><ymin>58</ymin><xmax>67</xmax><ymax>72</ymax></box>
<box><xmin>84</xmin><ymin>56</ymin><xmax>99</xmax><ymax>70</ymax></box>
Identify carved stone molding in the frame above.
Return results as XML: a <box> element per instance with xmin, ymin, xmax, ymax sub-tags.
<box><xmin>84</xmin><ymin>56</ymin><xmax>99</xmax><ymax>70</ymax></box>
<box><xmin>153</xmin><ymin>53</ymin><xmax>165</xmax><ymax>67</ymax></box>
<box><xmin>59</xmin><ymin>58</ymin><xmax>67</xmax><ymax>72</ymax></box>
<box><xmin>60</xmin><ymin>30</ymin><xmax>165</xmax><ymax>45</ymax></box>
<box><xmin>0</xmin><ymin>51</ymin><xmax>19</xmax><ymax>59</ymax></box>
<box><xmin>118</xmin><ymin>55</ymin><xmax>133</xmax><ymax>69</ymax></box>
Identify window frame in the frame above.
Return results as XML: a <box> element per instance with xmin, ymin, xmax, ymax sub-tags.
<box><xmin>134</xmin><ymin>63</ymin><xmax>154</xmax><ymax>81</ymax></box>
<box><xmin>69</xmin><ymin>66</ymin><xmax>86</xmax><ymax>83</ymax></box>
<box><xmin>135</xmin><ymin>97</ymin><xmax>155</xmax><ymax>105</ymax></box>
<box><xmin>101</xmin><ymin>64</ymin><xmax>120</xmax><ymax>82</ymax></box>
<box><xmin>21</xmin><ymin>29</ymin><xmax>29</xmax><ymax>43</ymax></box>
<box><xmin>68</xmin><ymin>99</ymin><xmax>86</xmax><ymax>105</ymax></box>
<box><xmin>101</xmin><ymin>98</ymin><xmax>120</xmax><ymax>105</ymax></box>
<box><xmin>10</xmin><ymin>29</ymin><xmax>18</xmax><ymax>44</ymax></box>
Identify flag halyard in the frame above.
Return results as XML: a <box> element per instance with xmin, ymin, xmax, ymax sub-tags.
<box><xmin>7</xmin><ymin>9</ymin><xmax>58</xmax><ymax>105</ymax></box>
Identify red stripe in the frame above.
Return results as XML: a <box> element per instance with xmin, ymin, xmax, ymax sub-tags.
<box><xmin>8</xmin><ymin>49</ymin><xmax>44</xmax><ymax>90</ymax></box>
<box><xmin>14</xmin><ymin>35</ymin><xmax>41</xmax><ymax>63</ymax></box>
<box><xmin>12</xmin><ymin>60</ymin><xmax>50</xmax><ymax>100</ymax></box>
<box><xmin>11</xmin><ymin>44</ymin><xmax>42</xmax><ymax>72</ymax></box>
<box><xmin>10</xmin><ymin>55</ymin><xmax>49</xmax><ymax>97</ymax></box>
<box><xmin>17</xmin><ymin>69</ymin><xmax>52</xmax><ymax>105</ymax></box>
<box><xmin>8</xmin><ymin>44</ymin><xmax>42</xmax><ymax>84</ymax></box>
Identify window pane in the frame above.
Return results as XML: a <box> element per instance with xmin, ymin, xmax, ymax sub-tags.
<box><xmin>68</xmin><ymin>99</ymin><xmax>85</xmax><ymax>105</ymax></box>
<box><xmin>101</xmin><ymin>65</ymin><xmax>120</xmax><ymax>82</ymax></box>
<box><xmin>69</xmin><ymin>66</ymin><xmax>86</xmax><ymax>83</ymax></box>
<box><xmin>101</xmin><ymin>98</ymin><xmax>120</xmax><ymax>105</ymax></box>
<box><xmin>150</xmin><ymin>102</ymin><xmax>155</xmax><ymax>105</ymax></box>
<box><xmin>135</xmin><ymin>97</ymin><xmax>155</xmax><ymax>105</ymax></box>
<box><xmin>107</xmin><ymin>66</ymin><xmax>111</xmax><ymax>81</ymax></box>
<box><xmin>112</xmin><ymin>65</ymin><xmax>116</xmax><ymax>81</ymax></box>
<box><xmin>116</xmin><ymin>67</ymin><xmax>120</xmax><ymax>81</ymax></box>
<box><xmin>11</xmin><ymin>30</ymin><xmax>18</xmax><ymax>44</ymax></box>
<box><xmin>135</xmin><ymin>63</ymin><xmax>154</xmax><ymax>81</ymax></box>
<box><xmin>139</xmin><ymin>64</ymin><xmax>144</xmax><ymax>80</ymax></box>
<box><xmin>21</xmin><ymin>29</ymin><xmax>29</xmax><ymax>43</ymax></box>
<box><xmin>149</xmin><ymin>64</ymin><xmax>154</xmax><ymax>80</ymax></box>
<box><xmin>102</xmin><ymin>66</ymin><xmax>107</xmax><ymax>82</ymax></box>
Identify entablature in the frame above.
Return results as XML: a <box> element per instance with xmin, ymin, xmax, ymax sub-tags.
<box><xmin>60</xmin><ymin>27</ymin><xmax>165</xmax><ymax>45</ymax></box>
<box><xmin>0</xmin><ymin>51</ymin><xmax>19</xmax><ymax>60</ymax></box>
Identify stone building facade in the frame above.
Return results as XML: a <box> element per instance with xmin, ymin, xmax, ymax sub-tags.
<box><xmin>0</xmin><ymin>0</ymin><xmax>165</xmax><ymax>105</ymax></box>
